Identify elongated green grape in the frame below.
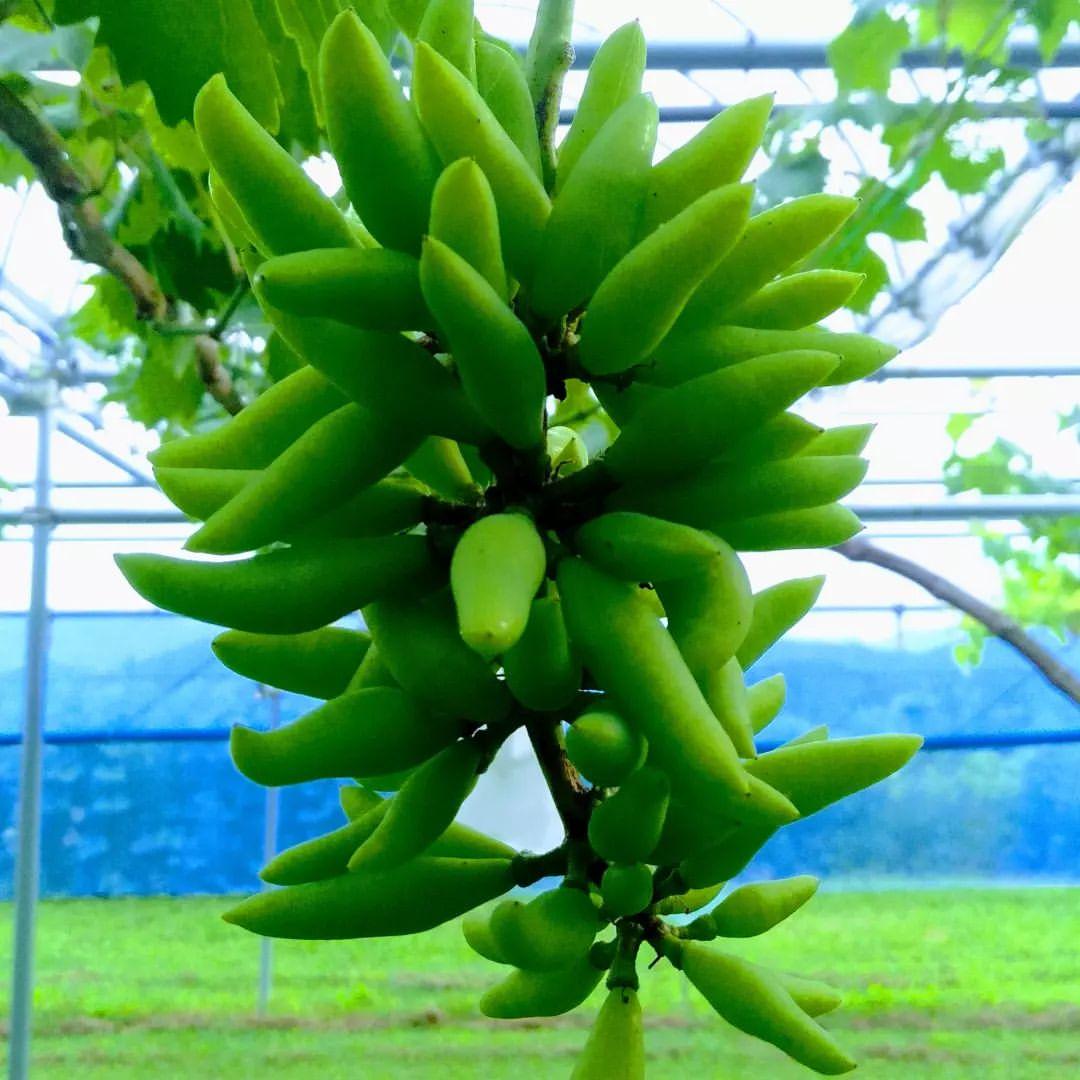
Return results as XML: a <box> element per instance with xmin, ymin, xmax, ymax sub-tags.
<box><xmin>451</xmin><ymin>512</ymin><xmax>548</xmax><ymax>658</ymax></box>
<box><xmin>572</xmin><ymin>988</ymin><xmax>645</xmax><ymax>1079</ymax></box>
<box><xmin>420</xmin><ymin>237</ymin><xmax>546</xmax><ymax>450</ymax></box>
<box><xmin>476</xmin><ymin>40</ymin><xmax>543</xmax><ymax>178</ymax></box>
<box><xmin>577</xmin><ymin>184</ymin><xmax>753</xmax><ymax>375</ymax></box>
<box><xmin>320</xmin><ymin>11</ymin><xmax>439</xmax><ymax>252</ymax></box>
<box><xmin>194</xmin><ymin>74</ymin><xmax>355</xmax><ymax>256</ymax></box>
<box><xmin>532</xmin><ymin>94</ymin><xmax>659</xmax><ymax>320</ymax></box>
<box><xmin>224</xmin><ymin>856</ymin><xmax>514</xmax><ymax>939</ymax></box>
<box><xmin>429</xmin><ymin>158</ymin><xmax>509</xmax><ymax>299</ymax></box>
<box><xmin>149</xmin><ymin>367</ymin><xmax>344</xmax><ymax>469</ymax></box>
<box><xmin>557</xmin><ymin>21</ymin><xmax>646</xmax><ymax>191</ymax></box>
<box><xmin>212</xmin><ymin>627</ymin><xmax>369</xmax><ymax>699</ymax></box>
<box><xmin>116</xmin><ymin>538</ymin><xmax>437</xmax><ymax>634</ymax></box>
<box><xmin>641</xmin><ymin>94</ymin><xmax>773</xmax><ymax>231</ymax></box>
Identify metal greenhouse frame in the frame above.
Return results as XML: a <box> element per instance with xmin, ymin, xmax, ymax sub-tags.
<box><xmin>3</xmin><ymin>33</ymin><xmax>1080</xmax><ymax>1080</ymax></box>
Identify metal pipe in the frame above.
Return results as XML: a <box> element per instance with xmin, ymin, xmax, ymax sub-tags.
<box><xmin>8</xmin><ymin>397</ymin><xmax>52</xmax><ymax>1080</ymax></box>
<box><xmin>563</xmin><ymin>101</ymin><xmax>1080</xmax><ymax>127</ymax></box>
<box><xmin>870</xmin><ymin>364</ymin><xmax>1080</xmax><ymax>380</ymax></box>
<box><xmin>3</xmin><ymin>725</ymin><xmax>1076</xmax><ymax>753</ymax></box>
<box><xmin>566</xmin><ymin>39</ymin><xmax>1080</xmax><ymax>71</ymax></box>
<box><xmin>756</xmin><ymin>728</ymin><xmax>1080</xmax><ymax>753</ymax></box>
<box><xmin>54</xmin><ymin>420</ymin><xmax>156</xmax><ymax>487</ymax></box>
<box><xmin>849</xmin><ymin>495</ymin><xmax>1080</xmax><ymax>520</ymax></box>
<box><xmin>257</xmin><ymin>692</ymin><xmax>281</xmax><ymax>1018</ymax></box>
<box><xmin>0</xmin><ymin>509</ymin><xmax>186</xmax><ymax>525</ymax></box>
<box><xmin>1</xmin><ymin>497</ymin><xmax>1075</xmax><ymax>528</ymax></box>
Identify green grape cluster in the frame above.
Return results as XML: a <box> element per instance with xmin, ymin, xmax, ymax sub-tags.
<box><xmin>117</xmin><ymin>5</ymin><xmax>923</xmax><ymax>1076</ymax></box>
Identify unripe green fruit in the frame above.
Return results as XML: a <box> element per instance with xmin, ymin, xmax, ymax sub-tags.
<box><xmin>462</xmin><ymin>909</ymin><xmax>511</xmax><ymax>965</ymax></box>
<box><xmin>571</xmin><ymin>988</ymin><xmax>645</xmax><ymax>1080</ymax></box>
<box><xmin>503</xmin><ymin>591</ymin><xmax>581</xmax><ymax>711</ymax></box>
<box><xmin>588</xmin><ymin>766</ymin><xmax>670</xmax><ymax>864</ymax></box>
<box><xmin>600</xmin><ymin>863</ymin><xmax>654</xmax><ymax>917</ymax></box>
<box><xmin>451</xmin><ymin>512</ymin><xmax>547</xmax><ymax>659</ymax></box>
<box><xmin>479</xmin><ymin>953</ymin><xmax>603</xmax><ymax>1019</ymax></box>
<box><xmin>489</xmin><ymin>885</ymin><xmax>602</xmax><ymax>971</ymax></box>
<box><xmin>565</xmin><ymin>708</ymin><xmax>647</xmax><ymax>787</ymax></box>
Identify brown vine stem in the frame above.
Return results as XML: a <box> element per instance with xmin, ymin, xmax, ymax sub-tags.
<box><xmin>525</xmin><ymin>714</ymin><xmax>591</xmax><ymax>839</ymax></box>
<box><xmin>0</xmin><ymin>82</ymin><xmax>243</xmax><ymax>415</ymax></box>
<box><xmin>836</xmin><ymin>536</ymin><xmax>1080</xmax><ymax>708</ymax></box>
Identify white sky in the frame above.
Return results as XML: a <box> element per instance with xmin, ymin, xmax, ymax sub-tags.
<box><xmin>0</xmin><ymin>0</ymin><xmax>1077</xmax><ymax>647</ymax></box>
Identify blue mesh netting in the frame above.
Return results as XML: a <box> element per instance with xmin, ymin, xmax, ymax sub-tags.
<box><xmin>0</xmin><ymin>615</ymin><xmax>1077</xmax><ymax>896</ymax></box>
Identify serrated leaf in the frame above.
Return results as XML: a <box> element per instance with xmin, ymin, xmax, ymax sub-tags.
<box><xmin>946</xmin><ymin>412</ymin><xmax>978</xmax><ymax>442</ymax></box>
<box><xmin>53</xmin><ymin>0</ymin><xmax>280</xmax><ymax>129</ymax></box>
<box><xmin>115</xmin><ymin>335</ymin><xmax>204</xmax><ymax>428</ymax></box>
<box><xmin>67</xmin><ymin>272</ymin><xmax>137</xmax><ymax>344</ymax></box>
<box><xmin>1028</xmin><ymin>0</ymin><xmax>1080</xmax><ymax>61</ymax></box>
<box><xmin>756</xmin><ymin>141</ymin><xmax>829</xmax><ymax>206</ymax></box>
<box><xmin>250</xmin><ymin>0</ymin><xmax>319</xmax><ymax>153</ymax></box>
<box><xmin>855</xmin><ymin>178</ymin><xmax>927</xmax><ymax>241</ymax></box>
<box><xmin>828</xmin><ymin>10</ymin><xmax>911</xmax><ymax>92</ymax></box>
<box><xmin>137</xmin><ymin>225</ymin><xmax>237</xmax><ymax>311</ymax></box>
<box><xmin>940</xmin><ymin>0</ymin><xmax>1011</xmax><ymax>63</ymax></box>
<box><xmin>926</xmin><ymin>137</ymin><xmax>1005</xmax><ymax>194</ymax></box>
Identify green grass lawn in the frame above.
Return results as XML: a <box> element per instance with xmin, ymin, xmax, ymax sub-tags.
<box><xmin>1</xmin><ymin>887</ymin><xmax>1077</xmax><ymax>1078</ymax></box>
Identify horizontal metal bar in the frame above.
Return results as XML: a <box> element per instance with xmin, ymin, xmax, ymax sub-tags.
<box><xmin>54</xmin><ymin>421</ymin><xmax>155</xmax><ymax>487</ymax></box>
<box><xmin>0</xmin><ymin>509</ymin><xmax>187</xmax><ymax>526</ymax></box>
<box><xmin>871</xmin><ymin>364</ymin><xmax>1080</xmax><ymax>380</ymax></box>
<box><xmin>568</xmin><ymin>39</ymin><xmax>1080</xmax><ymax>71</ymax></box>
<box><xmin>563</xmin><ymin>101</ymin><xmax>1080</xmax><ymax>127</ymax></box>
<box><xmin>2</xmin><ymin>496</ymin><xmax>1074</xmax><ymax>529</ymax></box>
<box><xmin>849</xmin><ymin>496</ymin><xmax>1080</xmax><ymax>521</ymax></box>
<box><xmin>0</xmin><ymin>603</ymin><xmax>955</xmax><ymax>620</ymax></box>
<box><xmin>3</xmin><ymin>727</ymin><xmax>1077</xmax><ymax>751</ymax></box>
<box><xmin>8</xmin><ymin>481</ymin><xmax>142</xmax><ymax>490</ymax></box>
<box><xmin>756</xmin><ymin>729</ymin><xmax>1080</xmax><ymax>752</ymax></box>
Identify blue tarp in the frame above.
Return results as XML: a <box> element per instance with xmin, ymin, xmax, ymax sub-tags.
<box><xmin>1</xmin><ymin>615</ymin><xmax>1077</xmax><ymax>896</ymax></box>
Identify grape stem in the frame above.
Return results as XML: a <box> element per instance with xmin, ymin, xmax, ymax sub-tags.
<box><xmin>607</xmin><ymin>919</ymin><xmax>644</xmax><ymax>991</ymax></box>
<box><xmin>511</xmin><ymin>843</ymin><xmax>569</xmax><ymax>887</ymax></box>
<box><xmin>525</xmin><ymin>714</ymin><xmax>591</xmax><ymax>839</ymax></box>
<box><xmin>525</xmin><ymin>0</ymin><xmax>576</xmax><ymax>189</ymax></box>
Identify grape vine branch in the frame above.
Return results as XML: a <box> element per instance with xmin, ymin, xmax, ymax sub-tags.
<box><xmin>0</xmin><ymin>80</ymin><xmax>243</xmax><ymax>415</ymax></box>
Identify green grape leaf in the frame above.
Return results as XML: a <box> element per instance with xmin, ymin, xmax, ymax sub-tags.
<box><xmin>828</xmin><ymin>10</ymin><xmax>912</xmax><ymax>92</ymax></box>
<box><xmin>926</xmin><ymin>137</ymin><xmax>1005</xmax><ymax>194</ymax></box>
<box><xmin>854</xmin><ymin>178</ymin><xmax>927</xmax><ymax>241</ymax></box>
<box><xmin>875</xmin><ymin>201</ymin><xmax>926</xmax><ymax>241</ymax></box>
<box><xmin>1027</xmin><ymin>0</ymin><xmax>1080</xmax><ymax>61</ymax></box>
<box><xmin>67</xmin><ymin>272</ymin><xmax>138</xmax><ymax>345</ymax></box>
<box><xmin>756</xmin><ymin>140</ymin><xmax>830</xmax><ymax>205</ymax></box>
<box><xmin>250</xmin><ymin>0</ymin><xmax>319</xmax><ymax>153</ymax></box>
<box><xmin>53</xmin><ymin>0</ymin><xmax>281</xmax><ymax>129</ymax></box>
<box><xmin>109</xmin><ymin>335</ymin><xmax>205</xmax><ymax>428</ymax></box>
<box><xmin>921</xmin><ymin>0</ymin><xmax>1012</xmax><ymax>63</ymax></box>
<box><xmin>945</xmin><ymin>412</ymin><xmax>978</xmax><ymax>442</ymax></box>
<box><xmin>136</xmin><ymin>226</ymin><xmax>237</xmax><ymax>311</ymax></box>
